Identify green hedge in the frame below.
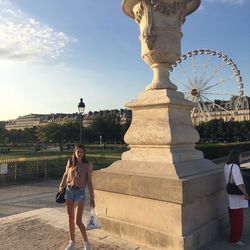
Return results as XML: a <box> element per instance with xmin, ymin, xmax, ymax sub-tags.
<box><xmin>196</xmin><ymin>141</ymin><xmax>250</xmax><ymax>159</ymax></box>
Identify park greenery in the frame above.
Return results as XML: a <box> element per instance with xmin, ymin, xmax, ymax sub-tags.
<box><xmin>0</xmin><ymin>114</ymin><xmax>130</xmax><ymax>149</ymax></box>
<box><xmin>0</xmin><ymin>114</ymin><xmax>129</xmax><ymax>184</ymax></box>
<box><xmin>194</xmin><ymin>119</ymin><xmax>250</xmax><ymax>159</ymax></box>
<box><xmin>2</xmin><ymin>117</ymin><xmax>250</xmax><ymax>186</ymax></box>
<box><xmin>1</xmin><ymin>118</ymin><xmax>250</xmax><ymax>160</ymax></box>
<box><xmin>196</xmin><ymin>119</ymin><xmax>250</xmax><ymax>143</ymax></box>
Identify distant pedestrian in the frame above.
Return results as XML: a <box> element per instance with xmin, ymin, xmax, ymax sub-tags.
<box><xmin>224</xmin><ymin>150</ymin><xmax>249</xmax><ymax>246</ymax></box>
<box><xmin>59</xmin><ymin>144</ymin><xmax>95</xmax><ymax>250</ymax></box>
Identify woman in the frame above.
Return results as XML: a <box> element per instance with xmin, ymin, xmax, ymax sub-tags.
<box><xmin>224</xmin><ymin>150</ymin><xmax>249</xmax><ymax>246</ymax></box>
<box><xmin>59</xmin><ymin>144</ymin><xmax>95</xmax><ymax>250</ymax></box>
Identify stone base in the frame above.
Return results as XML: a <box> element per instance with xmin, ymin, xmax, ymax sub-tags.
<box><xmin>97</xmin><ymin>210</ymin><xmax>226</xmax><ymax>250</ymax></box>
<box><xmin>93</xmin><ymin>160</ymin><xmax>228</xmax><ymax>250</ymax></box>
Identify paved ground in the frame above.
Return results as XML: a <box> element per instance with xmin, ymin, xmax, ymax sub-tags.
<box><xmin>0</xmin><ymin>180</ymin><xmax>250</xmax><ymax>249</ymax></box>
<box><xmin>0</xmin><ymin>180</ymin><xmax>58</xmax><ymax>218</ymax></box>
<box><xmin>0</xmin><ymin>180</ymin><xmax>152</xmax><ymax>250</ymax></box>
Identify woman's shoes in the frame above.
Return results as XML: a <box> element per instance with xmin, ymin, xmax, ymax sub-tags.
<box><xmin>84</xmin><ymin>241</ymin><xmax>91</xmax><ymax>250</ymax></box>
<box><xmin>64</xmin><ymin>240</ymin><xmax>90</xmax><ymax>250</ymax></box>
<box><xmin>234</xmin><ymin>241</ymin><xmax>245</xmax><ymax>246</ymax></box>
<box><xmin>65</xmin><ymin>240</ymin><xmax>75</xmax><ymax>250</ymax></box>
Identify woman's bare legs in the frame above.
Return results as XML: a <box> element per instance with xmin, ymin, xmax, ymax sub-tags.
<box><xmin>76</xmin><ymin>202</ymin><xmax>88</xmax><ymax>241</ymax></box>
<box><xmin>66</xmin><ymin>200</ymin><xmax>75</xmax><ymax>241</ymax></box>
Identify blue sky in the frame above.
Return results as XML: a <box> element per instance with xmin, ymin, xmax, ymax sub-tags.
<box><xmin>0</xmin><ymin>0</ymin><xmax>249</xmax><ymax>120</ymax></box>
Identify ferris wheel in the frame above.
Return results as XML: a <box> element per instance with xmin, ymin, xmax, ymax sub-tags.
<box><xmin>170</xmin><ymin>49</ymin><xmax>244</xmax><ymax>122</ymax></box>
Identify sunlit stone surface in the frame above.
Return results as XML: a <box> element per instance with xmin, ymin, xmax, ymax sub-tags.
<box><xmin>93</xmin><ymin>1</ymin><xmax>227</xmax><ymax>249</ymax></box>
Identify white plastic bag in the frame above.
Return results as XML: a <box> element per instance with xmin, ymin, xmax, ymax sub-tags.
<box><xmin>86</xmin><ymin>208</ymin><xmax>102</xmax><ymax>231</ymax></box>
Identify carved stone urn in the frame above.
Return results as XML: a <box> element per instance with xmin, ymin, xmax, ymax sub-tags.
<box><xmin>120</xmin><ymin>0</ymin><xmax>203</xmax><ymax>167</ymax></box>
<box><xmin>122</xmin><ymin>0</ymin><xmax>200</xmax><ymax>90</ymax></box>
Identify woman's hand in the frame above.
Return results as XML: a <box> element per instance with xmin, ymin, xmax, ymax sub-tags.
<box><xmin>90</xmin><ymin>198</ymin><xmax>95</xmax><ymax>208</ymax></box>
<box><xmin>238</xmin><ymin>185</ymin><xmax>249</xmax><ymax>200</ymax></box>
<box><xmin>59</xmin><ymin>186</ymin><xmax>64</xmax><ymax>193</ymax></box>
<box><xmin>244</xmin><ymin>193</ymin><xmax>250</xmax><ymax>200</ymax></box>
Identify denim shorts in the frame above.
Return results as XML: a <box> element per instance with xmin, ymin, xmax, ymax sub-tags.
<box><xmin>65</xmin><ymin>186</ymin><xmax>85</xmax><ymax>202</ymax></box>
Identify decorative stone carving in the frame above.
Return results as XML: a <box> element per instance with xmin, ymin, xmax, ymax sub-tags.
<box><xmin>123</xmin><ymin>0</ymin><xmax>200</xmax><ymax>90</ymax></box>
<box><xmin>150</xmin><ymin>0</ymin><xmax>187</xmax><ymax>26</ymax></box>
<box><xmin>141</xmin><ymin>0</ymin><xmax>155</xmax><ymax>50</ymax></box>
<box><xmin>134</xmin><ymin>0</ymin><xmax>189</xmax><ymax>26</ymax></box>
<box><xmin>134</xmin><ymin>2</ymin><xmax>144</xmax><ymax>24</ymax></box>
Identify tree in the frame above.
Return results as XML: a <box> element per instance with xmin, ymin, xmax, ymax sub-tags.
<box><xmin>91</xmin><ymin>116</ymin><xmax>110</xmax><ymax>143</ymax></box>
<box><xmin>0</xmin><ymin>126</ymin><xmax>6</xmax><ymax>144</ymax></box>
<box><xmin>5</xmin><ymin>129</ymin><xmax>23</xmax><ymax>144</ymax></box>
<box><xmin>36</xmin><ymin>122</ymin><xmax>79</xmax><ymax>151</ymax></box>
<box><xmin>22</xmin><ymin>127</ymin><xmax>38</xmax><ymax>143</ymax></box>
<box><xmin>83</xmin><ymin>127</ymin><xmax>98</xmax><ymax>144</ymax></box>
<box><xmin>195</xmin><ymin>119</ymin><xmax>250</xmax><ymax>143</ymax></box>
<box><xmin>240</xmin><ymin>121</ymin><xmax>250</xmax><ymax>140</ymax></box>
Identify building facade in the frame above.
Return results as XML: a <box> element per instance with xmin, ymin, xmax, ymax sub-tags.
<box><xmin>83</xmin><ymin>109</ymin><xmax>131</xmax><ymax>128</ymax></box>
<box><xmin>192</xmin><ymin>96</ymin><xmax>250</xmax><ymax>125</ymax></box>
<box><xmin>5</xmin><ymin>113</ymin><xmax>79</xmax><ymax>130</ymax></box>
<box><xmin>5</xmin><ymin>109</ymin><xmax>132</xmax><ymax>130</ymax></box>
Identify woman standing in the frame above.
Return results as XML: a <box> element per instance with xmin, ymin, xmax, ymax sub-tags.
<box><xmin>59</xmin><ymin>144</ymin><xmax>95</xmax><ymax>250</ymax></box>
<box><xmin>224</xmin><ymin>150</ymin><xmax>249</xmax><ymax>246</ymax></box>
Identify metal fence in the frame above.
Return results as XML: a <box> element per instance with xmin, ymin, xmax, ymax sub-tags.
<box><xmin>0</xmin><ymin>155</ymin><xmax>117</xmax><ymax>186</ymax></box>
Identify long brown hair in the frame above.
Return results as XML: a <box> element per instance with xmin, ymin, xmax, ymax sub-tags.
<box><xmin>71</xmin><ymin>144</ymin><xmax>88</xmax><ymax>166</ymax></box>
<box><xmin>227</xmin><ymin>150</ymin><xmax>241</xmax><ymax>166</ymax></box>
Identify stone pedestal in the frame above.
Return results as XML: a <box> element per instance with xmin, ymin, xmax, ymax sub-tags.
<box><xmin>93</xmin><ymin>1</ymin><xmax>227</xmax><ymax>249</ymax></box>
<box><xmin>94</xmin><ymin>167</ymin><xmax>226</xmax><ymax>250</ymax></box>
<box><xmin>93</xmin><ymin>89</ymin><xmax>227</xmax><ymax>250</ymax></box>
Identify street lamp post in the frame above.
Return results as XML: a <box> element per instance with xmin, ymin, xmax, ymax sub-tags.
<box><xmin>78</xmin><ymin>98</ymin><xmax>85</xmax><ymax>144</ymax></box>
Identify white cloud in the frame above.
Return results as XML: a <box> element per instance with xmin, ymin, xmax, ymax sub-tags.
<box><xmin>0</xmin><ymin>0</ymin><xmax>76</xmax><ymax>63</ymax></box>
<box><xmin>0</xmin><ymin>0</ymin><xmax>10</xmax><ymax>6</ymax></box>
<box><xmin>204</xmin><ymin>0</ymin><xmax>245</xmax><ymax>5</ymax></box>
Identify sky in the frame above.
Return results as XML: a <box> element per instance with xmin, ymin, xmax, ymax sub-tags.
<box><xmin>0</xmin><ymin>0</ymin><xmax>249</xmax><ymax>121</ymax></box>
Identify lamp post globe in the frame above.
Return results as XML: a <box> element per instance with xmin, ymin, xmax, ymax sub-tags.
<box><xmin>78</xmin><ymin>98</ymin><xmax>85</xmax><ymax>144</ymax></box>
<box><xmin>78</xmin><ymin>98</ymin><xmax>85</xmax><ymax>114</ymax></box>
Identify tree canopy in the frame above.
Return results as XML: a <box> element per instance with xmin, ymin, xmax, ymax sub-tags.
<box><xmin>195</xmin><ymin>119</ymin><xmax>250</xmax><ymax>142</ymax></box>
<box><xmin>1</xmin><ymin>116</ymin><xmax>131</xmax><ymax>148</ymax></box>
<box><xmin>3</xmin><ymin>117</ymin><xmax>250</xmax><ymax>147</ymax></box>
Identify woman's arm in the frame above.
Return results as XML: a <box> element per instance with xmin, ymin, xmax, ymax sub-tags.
<box><xmin>59</xmin><ymin>160</ymin><xmax>70</xmax><ymax>191</ymax></box>
<box><xmin>87</xmin><ymin>163</ymin><xmax>95</xmax><ymax>208</ymax></box>
<box><xmin>237</xmin><ymin>184</ymin><xmax>250</xmax><ymax>200</ymax></box>
<box><xmin>232</xmin><ymin>164</ymin><xmax>249</xmax><ymax>199</ymax></box>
